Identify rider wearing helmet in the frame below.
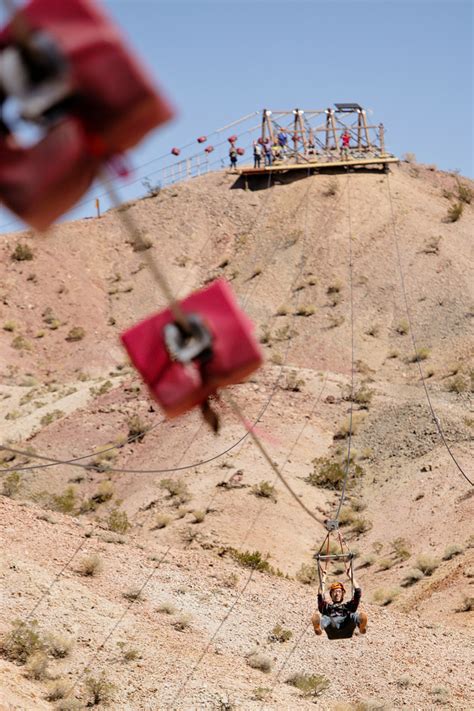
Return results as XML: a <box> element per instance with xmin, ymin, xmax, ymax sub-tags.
<box><xmin>311</xmin><ymin>570</ymin><xmax>368</xmax><ymax>639</ymax></box>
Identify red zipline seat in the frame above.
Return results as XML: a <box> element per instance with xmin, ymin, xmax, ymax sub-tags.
<box><xmin>0</xmin><ymin>0</ymin><xmax>173</xmax><ymax>229</ymax></box>
<box><xmin>204</xmin><ymin>145</ymin><xmax>214</xmax><ymax>153</ymax></box>
<box><xmin>171</xmin><ymin>147</ymin><xmax>180</xmax><ymax>156</ymax></box>
<box><xmin>236</xmin><ymin>147</ymin><xmax>245</xmax><ymax>156</ymax></box>
<box><xmin>120</xmin><ymin>279</ymin><xmax>262</xmax><ymax>418</ymax></box>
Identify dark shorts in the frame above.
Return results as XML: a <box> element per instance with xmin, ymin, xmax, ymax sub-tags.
<box><xmin>321</xmin><ymin>612</ymin><xmax>360</xmax><ymax>639</ymax></box>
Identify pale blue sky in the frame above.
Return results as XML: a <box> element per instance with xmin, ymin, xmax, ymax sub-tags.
<box><xmin>0</xmin><ymin>0</ymin><xmax>472</xmax><ymax>232</ymax></box>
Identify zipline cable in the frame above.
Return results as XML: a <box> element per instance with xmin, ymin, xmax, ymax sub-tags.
<box><xmin>385</xmin><ymin>175</ymin><xmax>473</xmax><ymax>487</ymax></box>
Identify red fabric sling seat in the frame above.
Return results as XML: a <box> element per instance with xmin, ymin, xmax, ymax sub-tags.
<box><xmin>120</xmin><ymin>279</ymin><xmax>263</xmax><ymax>418</ymax></box>
<box><xmin>0</xmin><ymin>0</ymin><xmax>173</xmax><ymax>229</ymax></box>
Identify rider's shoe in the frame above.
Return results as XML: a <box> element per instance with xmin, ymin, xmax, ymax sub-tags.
<box><xmin>358</xmin><ymin>612</ymin><xmax>368</xmax><ymax>634</ymax></box>
<box><xmin>311</xmin><ymin>613</ymin><xmax>323</xmax><ymax>636</ymax></box>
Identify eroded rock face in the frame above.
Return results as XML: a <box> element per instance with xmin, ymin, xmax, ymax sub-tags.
<box><xmin>0</xmin><ymin>164</ymin><xmax>472</xmax><ymax>709</ymax></box>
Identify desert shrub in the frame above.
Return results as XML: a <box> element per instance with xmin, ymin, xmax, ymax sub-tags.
<box><xmin>12</xmin><ymin>334</ymin><xmax>31</xmax><ymax>350</ymax></box>
<box><xmin>296</xmin><ymin>562</ymin><xmax>318</xmax><ymax>585</ymax></box>
<box><xmin>40</xmin><ymin>409</ymin><xmax>64</xmax><ymax>426</ymax></box>
<box><xmin>3</xmin><ymin>321</ymin><xmax>15</xmax><ymax>331</ymax></box>
<box><xmin>107</xmin><ymin>507</ymin><xmax>129</xmax><ymax>534</ymax></box>
<box><xmin>421</xmin><ymin>236</ymin><xmax>441</xmax><ymax>255</ymax></box>
<box><xmin>430</xmin><ymin>686</ymin><xmax>450</xmax><ymax>705</ymax></box>
<box><xmin>457</xmin><ymin>182</ymin><xmax>472</xmax><ymax>204</ymax></box>
<box><xmin>45</xmin><ymin>679</ymin><xmax>69</xmax><ymax>701</ymax></box>
<box><xmin>92</xmin><ymin>481</ymin><xmax>114</xmax><ymax>504</ymax></box>
<box><xmin>351</xmin><ymin>385</ymin><xmax>374</xmax><ymax>409</ymax></box>
<box><xmin>2</xmin><ymin>471</ymin><xmax>21</xmax><ymax>497</ymax></box>
<box><xmin>157</xmin><ymin>601</ymin><xmax>176</xmax><ymax>615</ymax></box>
<box><xmin>252</xmin><ymin>687</ymin><xmax>272</xmax><ymax>701</ymax></box>
<box><xmin>1</xmin><ymin>620</ymin><xmax>44</xmax><ymax>663</ymax></box>
<box><xmin>378</xmin><ymin>558</ymin><xmax>395</xmax><ymax>571</ymax></box>
<box><xmin>403</xmin><ymin>152</ymin><xmax>416</xmax><ymax>163</ymax></box>
<box><xmin>409</xmin><ymin>347</ymin><xmax>430</xmax><ymax>363</ymax></box>
<box><xmin>307</xmin><ymin>457</ymin><xmax>363</xmax><ymax>490</ymax></box>
<box><xmin>45</xmin><ymin>632</ymin><xmax>73</xmax><ymax>658</ymax></box>
<box><xmin>295</xmin><ymin>304</ymin><xmax>315</xmax><ymax>317</ymax></box>
<box><xmin>442</xmin><ymin>543</ymin><xmax>464</xmax><ymax>560</ymax></box>
<box><xmin>323</xmin><ymin>178</ymin><xmax>338</xmax><ymax>197</ymax></box>
<box><xmin>172</xmin><ymin>613</ymin><xmax>192</xmax><ymax>632</ymax></box>
<box><xmin>395</xmin><ymin>320</ymin><xmax>409</xmax><ymax>335</ymax></box>
<box><xmin>446</xmin><ymin>202</ymin><xmax>463</xmax><ymax>222</ymax></box>
<box><xmin>338</xmin><ymin>507</ymin><xmax>356</xmax><ymax>527</ymax></box>
<box><xmin>230</xmin><ymin>549</ymin><xmax>282</xmax><ymax>576</ymax></box>
<box><xmin>192</xmin><ymin>509</ymin><xmax>206</xmax><ymax>523</ymax></box>
<box><xmin>154</xmin><ymin>513</ymin><xmax>172</xmax><ymax>529</ymax></box>
<box><xmin>365</xmin><ymin>324</ymin><xmax>380</xmax><ymax>337</ymax></box>
<box><xmin>119</xmin><ymin>645</ymin><xmax>140</xmax><ymax>662</ymax></box>
<box><xmin>160</xmin><ymin>478</ymin><xmax>191</xmax><ymax>505</ymax></box>
<box><xmin>447</xmin><ymin>374</ymin><xmax>469</xmax><ymax>393</ymax></box>
<box><xmin>247</xmin><ymin>652</ymin><xmax>272</xmax><ymax>673</ymax></box>
<box><xmin>89</xmin><ymin>444</ymin><xmax>118</xmax><ymax>472</ymax></box>
<box><xmin>358</xmin><ymin>554</ymin><xmax>376</xmax><ymax>569</ymax></box>
<box><xmin>252</xmin><ymin>481</ymin><xmax>277</xmax><ymax>501</ymax></box>
<box><xmin>90</xmin><ymin>380</ymin><xmax>113</xmax><ymax>397</ymax></box>
<box><xmin>400</xmin><ymin>568</ymin><xmax>424</xmax><ymax>588</ymax></box>
<box><xmin>286</xmin><ymin>672</ymin><xmax>329</xmax><ymax>698</ymax></box>
<box><xmin>127</xmin><ymin>414</ymin><xmax>149</xmax><ymax>442</ymax></box>
<box><xmin>456</xmin><ymin>596</ymin><xmax>473</xmax><ymax>612</ymax></box>
<box><xmin>328</xmin><ymin>315</ymin><xmax>344</xmax><ymax>328</ymax></box>
<box><xmin>52</xmin><ymin>486</ymin><xmax>77</xmax><ymax>514</ymax></box>
<box><xmin>391</xmin><ymin>537</ymin><xmax>411</xmax><ymax>561</ymax></box>
<box><xmin>372</xmin><ymin>587</ymin><xmax>400</xmax><ymax>606</ymax></box>
<box><xmin>283</xmin><ymin>370</ymin><xmax>305</xmax><ymax>392</ymax></box>
<box><xmin>84</xmin><ymin>675</ymin><xmax>115</xmax><ymax>706</ymax></box>
<box><xmin>351</xmin><ymin>517</ymin><xmax>372</xmax><ymax>535</ymax></box>
<box><xmin>78</xmin><ymin>555</ymin><xmax>102</xmax><ymax>577</ymax></box>
<box><xmin>268</xmin><ymin>624</ymin><xmax>292</xmax><ymax>643</ymax></box>
<box><xmin>11</xmin><ymin>243</ymin><xmax>34</xmax><ymax>261</ymax></box>
<box><xmin>122</xmin><ymin>587</ymin><xmax>143</xmax><ymax>602</ymax></box>
<box><xmin>276</xmin><ymin>305</ymin><xmax>289</xmax><ymax>316</ymax></box>
<box><xmin>26</xmin><ymin>651</ymin><xmax>49</xmax><ymax>680</ymax></box>
<box><xmin>334</xmin><ymin>413</ymin><xmax>364</xmax><ymax>440</ymax></box>
<box><xmin>415</xmin><ymin>554</ymin><xmax>440</xmax><ymax>576</ymax></box>
<box><xmin>65</xmin><ymin>327</ymin><xmax>85</xmax><ymax>342</ymax></box>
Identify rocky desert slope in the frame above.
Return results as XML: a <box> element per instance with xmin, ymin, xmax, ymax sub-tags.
<box><xmin>0</xmin><ymin>161</ymin><xmax>473</xmax><ymax>710</ymax></box>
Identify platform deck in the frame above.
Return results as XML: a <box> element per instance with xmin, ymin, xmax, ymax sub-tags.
<box><xmin>237</xmin><ymin>156</ymin><xmax>399</xmax><ymax>177</ymax></box>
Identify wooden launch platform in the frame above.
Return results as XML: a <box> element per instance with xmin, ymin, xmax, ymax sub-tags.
<box><xmin>237</xmin><ymin>155</ymin><xmax>399</xmax><ymax>178</ymax></box>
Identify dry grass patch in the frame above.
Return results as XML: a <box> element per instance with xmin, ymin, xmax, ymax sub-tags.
<box><xmin>157</xmin><ymin>601</ymin><xmax>176</xmax><ymax>615</ymax></box>
<box><xmin>268</xmin><ymin>624</ymin><xmax>292</xmax><ymax>643</ymax></box>
<box><xmin>372</xmin><ymin>587</ymin><xmax>401</xmax><ymax>606</ymax></box>
<box><xmin>400</xmin><ymin>569</ymin><xmax>424</xmax><ymax>587</ymax></box>
<box><xmin>172</xmin><ymin>613</ymin><xmax>192</xmax><ymax>632</ymax></box>
<box><xmin>65</xmin><ymin>327</ymin><xmax>85</xmax><ymax>342</ymax></box>
<box><xmin>442</xmin><ymin>543</ymin><xmax>464</xmax><ymax>560</ymax></box>
<box><xmin>25</xmin><ymin>651</ymin><xmax>49</xmax><ymax>680</ymax></box>
<box><xmin>446</xmin><ymin>202</ymin><xmax>463</xmax><ymax>222</ymax></box>
<box><xmin>247</xmin><ymin>651</ymin><xmax>272</xmax><ymax>673</ymax></box>
<box><xmin>2</xmin><ymin>471</ymin><xmax>21</xmax><ymax>497</ymax></box>
<box><xmin>11</xmin><ymin>243</ymin><xmax>34</xmax><ymax>261</ymax></box>
<box><xmin>153</xmin><ymin>513</ymin><xmax>172</xmax><ymax>529</ymax></box>
<box><xmin>252</xmin><ymin>480</ymin><xmax>277</xmax><ymax>501</ymax></box>
<box><xmin>78</xmin><ymin>555</ymin><xmax>102</xmax><ymax>577</ymax></box>
<box><xmin>45</xmin><ymin>679</ymin><xmax>69</xmax><ymax>701</ymax></box>
<box><xmin>286</xmin><ymin>672</ymin><xmax>330</xmax><ymax>698</ymax></box>
<box><xmin>107</xmin><ymin>507</ymin><xmax>129</xmax><ymax>533</ymax></box>
<box><xmin>415</xmin><ymin>554</ymin><xmax>440</xmax><ymax>576</ymax></box>
<box><xmin>84</xmin><ymin>675</ymin><xmax>115</xmax><ymax>707</ymax></box>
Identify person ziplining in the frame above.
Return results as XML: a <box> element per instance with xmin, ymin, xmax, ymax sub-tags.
<box><xmin>312</xmin><ymin>564</ymin><xmax>368</xmax><ymax>640</ymax></box>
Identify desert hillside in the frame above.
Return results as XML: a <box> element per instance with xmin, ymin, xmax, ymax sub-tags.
<box><xmin>0</xmin><ymin>161</ymin><xmax>473</xmax><ymax>710</ymax></box>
